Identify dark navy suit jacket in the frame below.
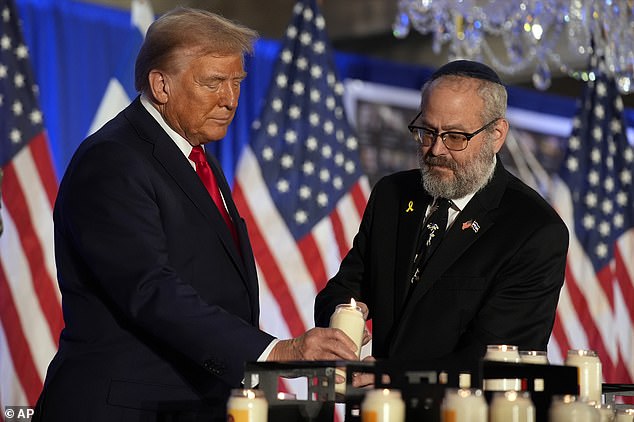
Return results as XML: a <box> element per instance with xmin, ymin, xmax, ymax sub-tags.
<box><xmin>35</xmin><ymin>97</ymin><xmax>274</xmax><ymax>421</ymax></box>
<box><xmin>315</xmin><ymin>160</ymin><xmax>569</xmax><ymax>372</ymax></box>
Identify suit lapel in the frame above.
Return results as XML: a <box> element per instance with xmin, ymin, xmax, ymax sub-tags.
<box><xmin>125</xmin><ymin>98</ymin><xmax>251</xmax><ymax>285</ymax></box>
<box><xmin>412</xmin><ymin>204</ymin><xmax>495</xmax><ymax>301</ymax></box>
<box><xmin>389</xmin><ymin>160</ymin><xmax>509</xmax><ymax>353</ymax></box>
<box><xmin>394</xmin><ymin>192</ymin><xmax>432</xmax><ymax>309</ymax></box>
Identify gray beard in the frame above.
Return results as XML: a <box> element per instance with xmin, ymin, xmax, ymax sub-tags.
<box><xmin>418</xmin><ymin>140</ymin><xmax>496</xmax><ymax>199</ymax></box>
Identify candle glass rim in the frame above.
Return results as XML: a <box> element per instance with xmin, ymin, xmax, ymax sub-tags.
<box><xmin>491</xmin><ymin>390</ymin><xmax>532</xmax><ymax>400</ymax></box>
<box><xmin>230</xmin><ymin>388</ymin><xmax>267</xmax><ymax>399</ymax></box>
<box><xmin>365</xmin><ymin>388</ymin><xmax>403</xmax><ymax>399</ymax></box>
<box><xmin>550</xmin><ymin>394</ymin><xmax>580</xmax><ymax>404</ymax></box>
<box><xmin>334</xmin><ymin>303</ymin><xmax>363</xmax><ymax>313</ymax></box>
<box><xmin>444</xmin><ymin>387</ymin><xmax>484</xmax><ymax>397</ymax></box>
<box><xmin>567</xmin><ymin>349</ymin><xmax>598</xmax><ymax>357</ymax></box>
<box><xmin>519</xmin><ymin>350</ymin><xmax>547</xmax><ymax>356</ymax></box>
<box><xmin>486</xmin><ymin>344</ymin><xmax>519</xmax><ymax>350</ymax></box>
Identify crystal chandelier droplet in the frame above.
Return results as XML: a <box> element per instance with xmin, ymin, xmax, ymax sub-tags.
<box><xmin>394</xmin><ymin>0</ymin><xmax>634</xmax><ymax>93</ymax></box>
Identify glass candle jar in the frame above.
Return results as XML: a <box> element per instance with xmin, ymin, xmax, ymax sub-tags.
<box><xmin>594</xmin><ymin>403</ymin><xmax>616</xmax><ymax>422</ymax></box>
<box><xmin>519</xmin><ymin>350</ymin><xmax>549</xmax><ymax>364</ymax></box>
<box><xmin>489</xmin><ymin>390</ymin><xmax>535</xmax><ymax>422</ymax></box>
<box><xmin>330</xmin><ymin>301</ymin><xmax>365</xmax><ymax>356</ymax></box>
<box><xmin>330</xmin><ymin>300</ymin><xmax>365</xmax><ymax>396</ymax></box>
<box><xmin>441</xmin><ymin>388</ymin><xmax>488</xmax><ymax>422</ymax></box>
<box><xmin>549</xmin><ymin>394</ymin><xmax>598</xmax><ymax>422</ymax></box>
<box><xmin>616</xmin><ymin>408</ymin><xmax>634</xmax><ymax>422</ymax></box>
<box><xmin>565</xmin><ymin>349</ymin><xmax>603</xmax><ymax>403</ymax></box>
<box><xmin>227</xmin><ymin>389</ymin><xmax>268</xmax><ymax>422</ymax></box>
<box><xmin>485</xmin><ymin>345</ymin><xmax>521</xmax><ymax>362</ymax></box>
<box><xmin>483</xmin><ymin>345</ymin><xmax>521</xmax><ymax>391</ymax></box>
<box><xmin>361</xmin><ymin>389</ymin><xmax>405</xmax><ymax>422</ymax></box>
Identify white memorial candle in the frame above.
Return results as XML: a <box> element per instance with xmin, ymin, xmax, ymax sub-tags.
<box><xmin>329</xmin><ymin>298</ymin><xmax>365</xmax><ymax>395</ymax></box>
<box><xmin>489</xmin><ymin>391</ymin><xmax>535</xmax><ymax>422</ymax></box>
<box><xmin>519</xmin><ymin>350</ymin><xmax>549</xmax><ymax>365</ymax></box>
<box><xmin>362</xmin><ymin>389</ymin><xmax>405</xmax><ymax>422</ymax></box>
<box><xmin>483</xmin><ymin>345</ymin><xmax>521</xmax><ymax>391</ymax></box>
<box><xmin>565</xmin><ymin>349</ymin><xmax>603</xmax><ymax>403</ymax></box>
<box><xmin>330</xmin><ymin>299</ymin><xmax>365</xmax><ymax>356</ymax></box>
<box><xmin>519</xmin><ymin>350</ymin><xmax>549</xmax><ymax>392</ymax></box>
<box><xmin>485</xmin><ymin>344</ymin><xmax>521</xmax><ymax>362</ymax></box>
<box><xmin>441</xmin><ymin>388</ymin><xmax>488</xmax><ymax>422</ymax></box>
<box><xmin>226</xmin><ymin>389</ymin><xmax>268</xmax><ymax>422</ymax></box>
<box><xmin>595</xmin><ymin>403</ymin><xmax>616</xmax><ymax>422</ymax></box>
<box><xmin>549</xmin><ymin>394</ymin><xmax>597</xmax><ymax>422</ymax></box>
<box><xmin>616</xmin><ymin>409</ymin><xmax>634</xmax><ymax>422</ymax></box>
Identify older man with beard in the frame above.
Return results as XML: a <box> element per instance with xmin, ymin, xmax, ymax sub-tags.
<box><xmin>314</xmin><ymin>60</ymin><xmax>569</xmax><ymax>375</ymax></box>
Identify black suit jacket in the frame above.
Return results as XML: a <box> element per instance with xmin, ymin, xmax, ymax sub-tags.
<box><xmin>35</xmin><ymin>97</ymin><xmax>274</xmax><ymax>421</ymax></box>
<box><xmin>315</xmin><ymin>160</ymin><xmax>568</xmax><ymax>371</ymax></box>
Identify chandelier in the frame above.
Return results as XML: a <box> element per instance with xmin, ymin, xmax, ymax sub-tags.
<box><xmin>392</xmin><ymin>0</ymin><xmax>634</xmax><ymax>94</ymax></box>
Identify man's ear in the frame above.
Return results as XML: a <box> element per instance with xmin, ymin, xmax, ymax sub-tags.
<box><xmin>148</xmin><ymin>70</ymin><xmax>169</xmax><ymax>104</ymax></box>
<box><xmin>492</xmin><ymin>118</ymin><xmax>509</xmax><ymax>153</ymax></box>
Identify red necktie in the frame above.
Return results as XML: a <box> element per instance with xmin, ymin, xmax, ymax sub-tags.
<box><xmin>189</xmin><ymin>146</ymin><xmax>239</xmax><ymax>246</ymax></box>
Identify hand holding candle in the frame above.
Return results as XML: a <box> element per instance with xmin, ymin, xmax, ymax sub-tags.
<box><xmin>267</xmin><ymin>327</ymin><xmax>359</xmax><ymax>361</ymax></box>
<box><xmin>329</xmin><ymin>298</ymin><xmax>367</xmax><ymax>396</ymax></box>
<box><xmin>329</xmin><ymin>298</ymin><xmax>366</xmax><ymax>357</ymax></box>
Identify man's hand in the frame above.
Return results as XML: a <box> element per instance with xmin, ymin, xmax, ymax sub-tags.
<box><xmin>354</xmin><ymin>301</ymin><xmax>372</xmax><ymax>346</ymax></box>
<box><xmin>268</xmin><ymin>327</ymin><xmax>359</xmax><ymax>361</ymax></box>
<box><xmin>351</xmin><ymin>355</ymin><xmax>380</xmax><ymax>388</ymax></box>
<box><xmin>355</xmin><ymin>301</ymin><xmax>369</xmax><ymax>320</ymax></box>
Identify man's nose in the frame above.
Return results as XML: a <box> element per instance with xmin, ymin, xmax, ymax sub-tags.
<box><xmin>218</xmin><ymin>82</ymin><xmax>239</xmax><ymax>109</ymax></box>
<box><xmin>428</xmin><ymin>134</ymin><xmax>450</xmax><ymax>154</ymax></box>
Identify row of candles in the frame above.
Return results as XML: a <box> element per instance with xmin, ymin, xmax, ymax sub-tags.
<box><xmin>360</xmin><ymin>388</ymin><xmax>634</xmax><ymax>422</ymax></box>
<box><xmin>483</xmin><ymin>345</ymin><xmax>602</xmax><ymax>402</ymax></box>
<box><xmin>225</xmin><ymin>300</ymin><xmax>632</xmax><ymax>421</ymax></box>
<box><xmin>367</xmin><ymin>390</ymin><xmax>634</xmax><ymax>422</ymax></box>
<box><xmin>355</xmin><ymin>346</ymin><xmax>627</xmax><ymax>422</ymax></box>
<box><xmin>330</xmin><ymin>299</ymin><xmax>634</xmax><ymax>422</ymax></box>
<box><xmin>328</xmin><ymin>299</ymin><xmax>629</xmax><ymax>421</ymax></box>
<box><xmin>226</xmin><ymin>388</ymin><xmax>634</xmax><ymax>422</ymax></box>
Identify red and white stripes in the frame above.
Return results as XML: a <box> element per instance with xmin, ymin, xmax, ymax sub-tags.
<box><xmin>0</xmin><ymin>133</ymin><xmax>62</xmax><ymax>408</ymax></box>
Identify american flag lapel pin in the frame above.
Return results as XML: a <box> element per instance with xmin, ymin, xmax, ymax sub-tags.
<box><xmin>462</xmin><ymin>220</ymin><xmax>480</xmax><ymax>233</ymax></box>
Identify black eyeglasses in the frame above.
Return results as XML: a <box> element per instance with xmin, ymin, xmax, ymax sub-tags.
<box><xmin>407</xmin><ymin>111</ymin><xmax>501</xmax><ymax>151</ymax></box>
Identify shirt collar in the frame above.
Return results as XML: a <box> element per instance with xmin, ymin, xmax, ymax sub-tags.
<box><xmin>140</xmin><ymin>94</ymin><xmax>196</xmax><ymax>160</ymax></box>
<box><xmin>447</xmin><ymin>194</ymin><xmax>473</xmax><ymax>212</ymax></box>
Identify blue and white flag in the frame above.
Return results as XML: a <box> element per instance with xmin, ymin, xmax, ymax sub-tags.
<box><xmin>87</xmin><ymin>0</ymin><xmax>153</xmax><ymax>135</ymax></box>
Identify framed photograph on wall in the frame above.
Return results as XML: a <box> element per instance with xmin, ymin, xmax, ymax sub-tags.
<box><xmin>343</xmin><ymin>78</ymin><xmax>572</xmax><ymax>200</ymax></box>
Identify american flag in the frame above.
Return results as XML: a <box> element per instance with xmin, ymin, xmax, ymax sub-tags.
<box><xmin>548</xmin><ymin>62</ymin><xmax>634</xmax><ymax>383</ymax></box>
<box><xmin>0</xmin><ymin>0</ymin><xmax>63</xmax><ymax>411</ymax></box>
<box><xmin>233</xmin><ymin>0</ymin><xmax>370</xmax><ymax>353</ymax></box>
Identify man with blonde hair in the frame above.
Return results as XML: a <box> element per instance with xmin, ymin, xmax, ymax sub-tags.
<box><xmin>35</xmin><ymin>8</ymin><xmax>357</xmax><ymax>421</ymax></box>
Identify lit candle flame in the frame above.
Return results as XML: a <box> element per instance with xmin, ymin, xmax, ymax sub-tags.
<box><xmin>350</xmin><ymin>298</ymin><xmax>356</xmax><ymax>307</ymax></box>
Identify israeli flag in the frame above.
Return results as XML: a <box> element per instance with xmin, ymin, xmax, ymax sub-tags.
<box><xmin>87</xmin><ymin>0</ymin><xmax>154</xmax><ymax>135</ymax></box>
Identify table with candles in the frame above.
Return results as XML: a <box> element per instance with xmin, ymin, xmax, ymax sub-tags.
<box><xmin>233</xmin><ymin>302</ymin><xmax>633</xmax><ymax>421</ymax></box>
<box><xmin>234</xmin><ymin>350</ymin><xmax>634</xmax><ymax>422</ymax></box>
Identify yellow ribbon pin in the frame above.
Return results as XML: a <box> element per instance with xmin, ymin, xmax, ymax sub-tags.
<box><xmin>405</xmin><ymin>201</ymin><xmax>414</xmax><ymax>212</ymax></box>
